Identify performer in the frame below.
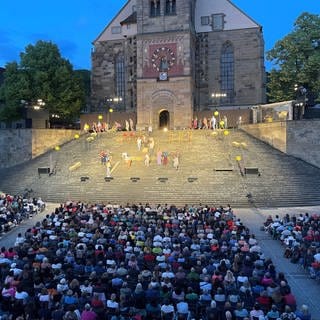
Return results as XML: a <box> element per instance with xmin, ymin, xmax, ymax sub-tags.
<box><xmin>173</xmin><ymin>154</ymin><xmax>179</xmax><ymax>170</ymax></box>
<box><xmin>129</xmin><ymin>118</ymin><xmax>134</xmax><ymax>131</ymax></box>
<box><xmin>106</xmin><ymin>160</ymin><xmax>112</xmax><ymax>177</ymax></box>
<box><xmin>144</xmin><ymin>154</ymin><xmax>150</xmax><ymax>167</ymax></box>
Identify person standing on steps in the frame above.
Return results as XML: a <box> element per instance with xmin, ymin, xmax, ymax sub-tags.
<box><xmin>144</xmin><ymin>153</ymin><xmax>150</xmax><ymax>167</ymax></box>
<box><xmin>106</xmin><ymin>160</ymin><xmax>112</xmax><ymax>177</ymax></box>
<box><xmin>173</xmin><ymin>154</ymin><xmax>179</xmax><ymax>170</ymax></box>
<box><xmin>137</xmin><ymin>136</ymin><xmax>142</xmax><ymax>151</ymax></box>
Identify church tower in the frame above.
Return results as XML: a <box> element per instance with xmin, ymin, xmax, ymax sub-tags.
<box><xmin>135</xmin><ymin>0</ymin><xmax>196</xmax><ymax>129</ymax></box>
<box><xmin>91</xmin><ymin>0</ymin><xmax>266</xmax><ymax>128</ymax></box>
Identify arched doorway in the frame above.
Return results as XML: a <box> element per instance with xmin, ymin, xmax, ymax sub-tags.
<box><xmin>159</xmin><ymin>110</ymin><xmax>170</xmax><ymax>128</ymax></box>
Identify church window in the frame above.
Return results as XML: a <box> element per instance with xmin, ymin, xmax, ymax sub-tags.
<box><xmin>115</xmin><ymin>54</ymin><xmax>125</xmax><ymax>100</ymax></box>
<box><xmin>220</xmin><ymin>42</ymin><xmax>234</xmax><ymax>103</ymax></box>
<box><xmin>111</xmin><ymin>26</ymin><xmax>121</xmax><ymax>34</ymax></box>
<box><xmin>211</xmin><ymin>14</ymin><xmax>224</xmax><ymax>31</ymax></box>
<box><xmin>201</xmin><ymin>16</ymin><xmax>210</xmax><ymax>25</ymax></box>
<box><xmin>150</xmin><ymin>0</ymin><xmax>160</xmax><ymax>17</ymax></box>
<box><xmin>165</xmin><ymin>0</ymin><xmax>176</xmax><ymax>15</ymax></box>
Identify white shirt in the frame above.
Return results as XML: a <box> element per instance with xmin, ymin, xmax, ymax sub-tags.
<box><xmin>107</xmin><ymin>300</ymin><xmax>119</xmax><ymax>309</ymax></box>
<box><xmin>15</xmin><ymin>291</ymin><xmax>28</xmax><ymax>303</ymax></box>
<box><xmin>161</xmin><ymin>304</ymin><xmax>174</xmax><ymax>314</ymax></box>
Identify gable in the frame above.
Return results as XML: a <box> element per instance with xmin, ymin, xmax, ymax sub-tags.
<box><xmin>195</xmin><ymin>0</ymin><xmax>261</xmax><ymax>33</ymax></box>
<box><xmin>93</xmin><ymin>0</ymin><xmax>137</xmax><ymax>43</ymax></box>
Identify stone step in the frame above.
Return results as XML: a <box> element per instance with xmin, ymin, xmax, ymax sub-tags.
<box><xmin>1</xmin><ymin>129</ymin><xmax>320</xmax><ymax>207</ymax></box>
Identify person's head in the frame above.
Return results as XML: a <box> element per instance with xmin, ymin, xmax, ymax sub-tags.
<box><xmin>284</xmin><ymin>305</ymin><xmax>292</xmax><ymax>313</ymax></box>
<box><xmin>301</xmin><ymin>304</ymin><xmax>309</xmax><ymax>314</ymax></box>
<box><xmin>163</xmin><ymin>299</ymin><xmax>170</xmax><ymax>306</ymax></box>
<box><xmin>236</xmin><ymin>302</ymin><xmax>243</xmax><ymax>310</ymax></box>
<box><xmin>254</xmin><ymin>302</ymin><xmax>260</xmax><ymax>310</ymax></box>
<box><xmin>110</xmin><ymin>293</ymin><xmax>117</xmax><ymax>301</ymax></box>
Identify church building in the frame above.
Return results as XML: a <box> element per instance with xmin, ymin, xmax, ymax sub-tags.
<box><xmin>91</xmin><ymin>0</ymin><xmax>266</xmax><ymax>130</ymax></box>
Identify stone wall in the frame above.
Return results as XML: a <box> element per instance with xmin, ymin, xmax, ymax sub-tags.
<box><xmin>0</xmin><ymin>129</ymin><xmax>32</xmax><ymax>168</ymax></box>
<box><xmin>0</xmin><ymin>129</ymin><xmax>79</xmax><ymax>169</ymax></box>
<box><xmin>205</xmin><ymin>28</ymin><xmax>265</xmax><ymax>107</ymax></box>
<box><xmin>242</xmin><ymin>120</ymin><xmax>320</xmax><ymax>169</ymax></box>
<box><xmin>241</xmin><ymin>122</ymin><xmax>287</xmax><ymax>153</ymax></box>
<box><xmin>31</xmin><ymin>129</ymin><xmax>80</xmax><ymax>158</ymax></box>
<box><xmin>286</xmin><ymin>120</ymin><xmax>320</xmax><ymax>168</ymax></box>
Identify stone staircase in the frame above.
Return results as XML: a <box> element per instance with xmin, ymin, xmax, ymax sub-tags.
<box><xmin>1</xmin><ymin>129</ymin><xmax>320</xmax><ymax>208</ymax></box>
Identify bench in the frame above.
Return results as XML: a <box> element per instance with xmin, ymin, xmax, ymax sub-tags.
<box><xmin>244</xmin><ymin>167</ymin><xmax>260</xmax><ymax>175</ymax></box>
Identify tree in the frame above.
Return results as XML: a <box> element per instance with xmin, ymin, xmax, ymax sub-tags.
<box><xmin>266</xmin><ymin>12</ymin><xmax>320</xmax><ymax>104</ymax></box>
<box><xmin>0</xmin><ymin>40</ymin><xmax>86</xmax><ymax>122</ymax></box>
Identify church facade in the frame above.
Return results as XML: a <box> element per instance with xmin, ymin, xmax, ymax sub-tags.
<box><xmin>91</xmin><ymin>0</ymin><xmax>266</xmax><ymax>130</ymax></box>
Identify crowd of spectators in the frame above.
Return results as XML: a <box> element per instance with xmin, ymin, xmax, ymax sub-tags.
<box><xmin>264</xmin><ymin>212</ymin><xmax>320</xmax><ymax>284</ymax></box>
<box><xmin>0</xmin><ymin>197</ymin><xmax>313</xmax><ymax>320</ymax></box>
<box><xmin>0</xmin><ymin>193</ymin><xmax>45</xmax><ymax>234</ymax></box>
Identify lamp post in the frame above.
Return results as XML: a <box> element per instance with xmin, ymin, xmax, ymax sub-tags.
<box><xmin>294</xmin><ymin>84</ymin><xmax>307</xmax><ymax>120</ymax></box>
<box><xmin>108</xmin><ymin>108</ymin><xmax>114</xmax><ymax>130</ymax></box>
<box><xmin>105</xmin><ymin>96</ymin><xmax>122</xmax><ymax>129</ymax></box>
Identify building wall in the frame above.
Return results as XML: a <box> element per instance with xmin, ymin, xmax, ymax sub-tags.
<box><xmin>136</xmin><ymin>77</ymin><xmax>193</xmax><ymax>130</ymax></box>
<box><xmin>195</xmin><ymin>0</ymin><xmax>259</xmax><ymax>33</ymax></box>
<box><xmin>91</xmin><ymin>0</ymin><xmax>266</xmax><ymax>121</ymax></box>
<box><xmin>136</xmin><ymin>0</ymin><xmax>195</xmax><ymax>34</ymax></box>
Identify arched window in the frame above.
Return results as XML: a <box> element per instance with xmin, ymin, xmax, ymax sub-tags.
<box><xmin>220</xmin><ymin>42</ymin><xmax>234</xmax><ymax>104</ymax></box>
<box><xmin>165</xmin><ymin>0</ymin><xmax>176</xmax><ymax>15</ymax></box>
<box><xmin>150</xmin><ymin>0</ymin><xmax>160</xmax><ymax>17</ymax></box>
<box><xmin>115</xmin><ymin>54</ymin><xmax>125</xmax><ymax>99</ymax></box>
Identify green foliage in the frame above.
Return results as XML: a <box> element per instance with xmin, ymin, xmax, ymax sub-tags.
<box><xmin>74</xmin><ymin>69</ymin><xmax>91</xmax><ymax>98</ymax></box>
<box><xmin>267</xmin><ymin>13</ymin><xmax>320</xmax><ymax>104</ymax></box>
<box><xmin>0</xmin><ymin>40</ymin><xmax>88</xmax><ymax>122</ymax></box>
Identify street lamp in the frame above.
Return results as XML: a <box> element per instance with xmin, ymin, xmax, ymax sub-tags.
<box><xmin>33</xmin><ymin>99</ymin><xmax>45</xmax><ymax>110</ymax></box>
<box><xmin>113</xmin><ymin>97</ymin><xmax>123</xmax><ymax>104</ymax></box>
<box><xmin>105</xmin><ymin>96</ymin><xmax>123</xmax><ymax>108</ymax></box>
<box><xmin>294</xmin><ymin>84</ymin><xmax>307</xmax><ymax>120</ymax></box>
<box><xmin>211</xmin><ymin>92</ymin><xmax>227</xmax><ymax>108</ymax></box>
<box><xmin>105</xmin><ymin>96</ymin><xmax>122</xmax><ymax>128</ymax></box>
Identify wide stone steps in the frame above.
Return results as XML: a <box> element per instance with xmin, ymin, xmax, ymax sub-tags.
<box><xmin>1</xmin><ymin>129</ymin><xmax>320</xmax><ymax>207</ymax></box>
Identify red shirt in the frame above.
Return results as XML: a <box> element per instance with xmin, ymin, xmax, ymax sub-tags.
<box><xmin>81</xmin><ymin>310</ymin><xmax>97</xmax><ymax>320</ymax></box>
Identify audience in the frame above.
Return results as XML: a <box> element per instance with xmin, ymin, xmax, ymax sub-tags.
<box><xmin>0</xmin><ymin>194</ymin><xmax>314</xmax><ymax>319</ymax></box>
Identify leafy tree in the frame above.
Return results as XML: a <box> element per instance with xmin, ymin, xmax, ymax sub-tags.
<box><xmin>0</xmin><ymin>62</ymin><xmax>30</xmax><ymax>121</ymax></box>
<box><xmin>0</xmin><ymin>40</ymin><xmax>86</xmax><ymax>122</ymax></box>
<box><xmin>74</xmin><ymin>69</ymin><xmax>91</xmax><ymax>98</ymax></box>
<box><xmin>266</xmin><ymin>12</ymin><xmax>320</xmax><ymax>104</ymax></box>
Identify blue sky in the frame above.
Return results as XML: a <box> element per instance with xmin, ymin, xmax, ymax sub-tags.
<box><xmin>0</xmin><ymin>0</ymin><xmax>318</xmax><ymax>70</ymax></box>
